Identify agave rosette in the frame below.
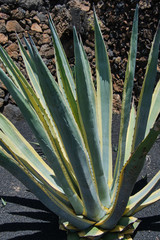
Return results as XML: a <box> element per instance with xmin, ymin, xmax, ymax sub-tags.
<box><xmin>0</xmin><ymin>6</ymin><xmax>160</xmax><ymax>240</ymax></box>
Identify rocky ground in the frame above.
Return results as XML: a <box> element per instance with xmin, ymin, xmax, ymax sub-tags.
<box><xmin>0</xmin><ymin>0</ymin><xmax>160</xmax><ymax>114</ymax></box>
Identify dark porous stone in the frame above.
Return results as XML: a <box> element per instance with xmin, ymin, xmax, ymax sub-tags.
<box><xmin>37</xmin><ymin>12</ymin><xmax>47</xmax><ymax>22</ymax></box>
<box><xmin>18</xmin><ymin>0</ymin><xmax>44</xmax><ymax>10</ymax></box>
<box><xmin>0</xmin><ymin>0</ymin><xmax>15</xmax><ymax>3</ymax></box>
<box><xmin>3</xmin><ymin>104</ymin><xmax>23</xmax><ymax>124</ymax></box>
<box><xmin>0</xmin><ymin>98</ymin><xmax>4</xmax><ymax>108</ymax></box>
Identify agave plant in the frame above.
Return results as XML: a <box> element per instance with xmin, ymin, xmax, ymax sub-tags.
<box><xmin>0</xmin><ymin>6</ymin><xmax>160</xmax><ymax>240</ymax></box>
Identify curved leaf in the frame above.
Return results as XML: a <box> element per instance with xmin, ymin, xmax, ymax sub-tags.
<box><xmin>112</xmin><ymin>5</ymin><xmax>138</xmax><ymax>196</ymax></box>
<box><xmin>28</xmin><ymin>39</ymin><xmax>106</xmax><ymax>221</ymax></box>
<box><xmin>97</xmin><ymin>118</ymin><xmax>160</xmax><ymax>229</ymax></box>
<box><xmin>131</xmin><ymin>189</ymin><xmax>160</xmax><ymax>215</ymax></box>
<box><xmin>48</xmin><ymin>16</ymin><xmax>81</xmax><ymax>128</ymax></box>
<box><xmin>73</xmin><ymin>27</ymin><xmax>110</xmax><ymax>208</ymax></box>
<box><xmin>145</xmin><ymin>79</ymin><xmax>160</xmax><ymax>135</ymax></box>
<box><xmin>125</xmin><ymin>171</ymin><xmax>160</xmax><ymax>216</ymax></box>
<box><xmin>0</xmin><ymin>148</ymin><xmax>94</xmax><ymax>230</ymax></box>
<box><xmin>132</xmin><ymin>21</ymin><xmax>160</xmax><ymax>150</ymax></box>
<box><xmin>94</xmin><ymin>10</ymin><xmax>113</xmax><ymax>187</ymax></box>
<box><xmin>0</xmin><ymin>69</ymin><xmax>83</xmax><ymax>214</ymax></box>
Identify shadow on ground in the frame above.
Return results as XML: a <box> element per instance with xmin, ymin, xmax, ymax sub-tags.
<box><xmin>0</xmin><ymin>194</ymin><xmax>160</xmax><ymax>240</ymax></box>
<box><xmin>0</xmin><ymin>196</ymin><xmax>66</xmax><ymax>240</ymax></box>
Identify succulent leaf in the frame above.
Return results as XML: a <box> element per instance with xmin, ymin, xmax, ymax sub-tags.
<box><xmin>0</xmin><ymin>148</ymin><xmax>93</xmax><ymax>230</ymax></box>
<box><xmin>146</xmin><ymin>79</ymin><xmax>160</xmax><ymax>135</ymax></box>
<box><xmin>73</xmin><ymin>26</ymin><xmax>111</xmax><ymax>208</ymax></box>
<box><xmin>132</xmin><ymin>21</ymin><xmax>160</xmax><ymax>150</ymax></box>
<box><xmin>112</xmin><ymin>5</ymin><xmax>138</xmax><ymax>196</ymax></box>
<box><xmin>94</xmin><ymin>9</ymin><xmax>113</xmax><ymax>188</ymax></box>
<box><xmin>125</xmin><ymin>171</ymin><xmax>160</xmax><ymax>216</ymax></box>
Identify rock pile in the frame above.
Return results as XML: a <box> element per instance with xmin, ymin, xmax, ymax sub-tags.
<box><xmin>0</xmin><ymin>0</ymin><xmax>159</xmax><ymax>114</ymax></box>
<box><xmin>0</xmin><ymin>1</ymin><xmax>52</xmax><ymax>113</ymax></box>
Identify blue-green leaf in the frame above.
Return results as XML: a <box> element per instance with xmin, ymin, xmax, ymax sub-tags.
<box><xmin>112</xmin><ymin>5</ymin><xmax>138</xmax><ymax>196</ymax></box>
<box><xmin>73</xmin><ymin>27</ymin><xmax>110</xmax><ymax>208</ymax></box>
<box><xmin>132</xmin><ymin>21</ymin><xmax>160</xmax><ymax>150</ymax></box>
<box><xmin>28</xmin><ymin>38</ymin><xmax>106</xmax><ymax>221</ymax></box>
<box><xmin>0</xmin><ymin>148</ymin><xmax>93</xmax><ymax>230</ymax></box>
<box><xmin>94</xmin><ymin>9</ymin><xmax>113</xmax><ymax>187</ymax></box>
<box><xmin>97</xmin><ymin>118</ymin><xmax>160</xmax><ymax>229</ymax></box>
